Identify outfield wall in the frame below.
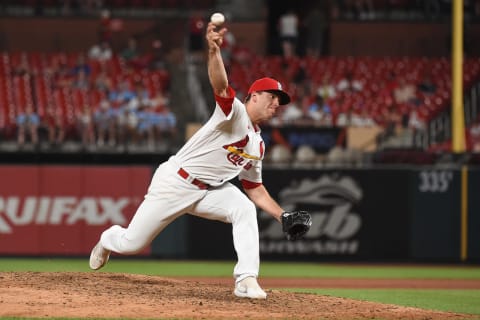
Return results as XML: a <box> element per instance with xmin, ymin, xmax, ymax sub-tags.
<box><xmin>0</xmin><ymin>164</ymin><xmax>478</xmax><ymax>262</ymax></box>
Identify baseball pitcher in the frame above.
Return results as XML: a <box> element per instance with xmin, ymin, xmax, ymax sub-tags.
<box><xmin>89</xmin><ymin>21</ymin><xmax>311</xmax><ymax>299</ymax></box>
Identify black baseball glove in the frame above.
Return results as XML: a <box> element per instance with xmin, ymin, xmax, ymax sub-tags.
<box><xmin>281</xmin><ymin>211</ymin><xmax>312</xmax><ymax>241</ymax></box>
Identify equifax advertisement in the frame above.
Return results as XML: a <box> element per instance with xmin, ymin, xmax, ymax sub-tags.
<box><xmin>0</xmin><ymin>165</ymin><xmax>152</xmax><ymax>255</ymax></box>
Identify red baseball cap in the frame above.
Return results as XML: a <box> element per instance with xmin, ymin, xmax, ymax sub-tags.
<box><xmin>247</xmin><ymin>77</ymin><xmax>291</xmax><ymax>105</ymax></box>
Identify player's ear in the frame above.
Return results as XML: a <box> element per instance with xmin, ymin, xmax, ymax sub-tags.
<box><xmin>251</xmin><ymin>92</ymin><xmax>259</xmax><ymax>103</ymax></box>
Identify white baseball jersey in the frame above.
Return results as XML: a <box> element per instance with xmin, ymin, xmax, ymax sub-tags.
<box><xmin>98</xmin><ymin>86</ymin><xmax>264</xmax><ymax>283</ymax></box>
<box><xmin>170</xmin><ymin>86</ymin><xmax>264</xmax><ymax>187</ymax></box>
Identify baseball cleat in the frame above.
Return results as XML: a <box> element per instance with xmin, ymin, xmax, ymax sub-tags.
<box><xmin>89</xmin><ymin>241</ymin><xmax>111</xmax><ymax>270</ymax></box>
<box><xmin>234</xmin><ymin>276</ymin><xmax>267</xmax><ymax>299</ymax></box>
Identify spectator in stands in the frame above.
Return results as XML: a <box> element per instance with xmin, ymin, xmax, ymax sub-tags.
<box><xmin>152</xmin><ymin>106</ymin><xmax>177</xmax><ymax>147</ymax></box>
<box><xmin>304</xmin><ymin>5</ymin><xmax>329</xmax><ymax>57</ymax></box>
<box><xmin>42</xmin><ymin>106</ymin><xmax>65</xmax><ymax>147</ymax></box>
<box><xmin>278</xmin><ymin>9</ymin><xmax>299</xmax><ymax>58</ymax></box>
<box><xmin>352</xmin><ymin>107</ymin><xmax>376</xmax><ymax>127</ymax></box>
<box><xmin>16</xmin><ymin>106</ymin><xmax>40</xmax><ymax>147</ymax></box>
<box><xmin>336</xmin><ymin>108</ymin><xmax>353</xmax><ymax>127</ymax></box>
<box><xmin>127</xmin><ymin>82</ymin><xmax>151</xmax><ymax>111</ymax></box>
<box><xmin>150</xmin><ymin>88</ymin><xmax>170</xmax><ymax>111</ymax></box>
<box><xmin>94</xmin><ymin>68</ymin><xmax>113</xmax><ymax>93</ymax></box>
<box><xmin>136</xmin><ymin>105</ymin><xmax>155</xmax><ymax>149</ymax></box>
<box><xmin>279</xmin><ymin>101</ymin><xmax>304</xmax><ymax>125</ymax></box>
<box><xmin>162</xmin><ymin>107</ymin><xmax>177</xmax><ymax>136</ymax></box>
<box><xmin>72</xmin><ymin>53</ymin><xmax>91</xmax><ymax>77</ymax></box>
<box><xmin>98</xmin><ymin>9</ymin><xmax>112</xmax><ymax>44</ymax></box>
<box><xmin>337</xmin><ymin>71</ymin><xmax>363</xmax><ymax>93</ymax></box>
<box><xmin>77</xmin><ymin>105</ymin><xmax>96</xmax><ymax>149</ymax></box>
<box><xmin>94</xmin><ymin>99</ymin><xmax>116</xmax><ymax>147</ymax></box>
<box><xmin>88</xmin><ymin>41</ymin><xmax>113</xmax><ymax>62</ymax></box>
<box><xmin>308</xmin><ymin>95</ymin><xmax>333</xmax><ymax>126</ymax></box>
<box><xmin>121</xmin><ymin>39</ymin><xmax>166</xmax><ymax>72</ymax></box>
<box><xmin>315</xmin><ymin>74</ymin><xmax>337</xmax><ymax>100</ymax></box>
<box><xmin>147</xmin><ymin>39</ymin><xmax>167</xmax><ymax>71</ymax></box>
<box><xmin>394</xmin><ymin>77</ymin><xmax>417</xmax><ymax>104</ymax></box>
<box><xmin>71</xmin><ymin>69</ymin><xmax>91</xmax><ymax>90</ymax></box>
<box><xmin>116</xmin><ymin>107</ymin><xmax>138</xmax><ymax>148</ymax></box>
<box><xmin>303</xmin><ymin>91</ymin><xmax>320</xmax><ymax>121</ymax></box>
<box><xmin>336</xmin><ymin>104</ymin><xmax>376</xmax><ymax>128</ymax></box>
<box><xmin>417</xmin><ymin>73</ymin><xmax>437</xmax><ymax>95</ymax></box>
<box><xmin>121</xmin><ymin>36</ymin><xmax>140</xmax><ymax>61</ymax></box>
<box><xmin>109</xmin><ymin>80</ymin><xmax>135</xmax><ymax>109</ymax></box>
<box><xmin>188</xmin><ymin>11</ymin><xmax>206</xmax><ymax>61</ymax></box>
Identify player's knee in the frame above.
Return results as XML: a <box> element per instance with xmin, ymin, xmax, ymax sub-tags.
<box><xmin>119</xmin><ymin>240</ymin><xmax>146</xmax><ymax>255</ymax></box>
<box><xmin>102</xmin><ymin>225</ymin><xmax>150</xmax><ymax>254</ymax></box>
<box><xmin>231</xmin><ymin>200</ymin><xmax>256</xmax><ymax>223</ymax></box>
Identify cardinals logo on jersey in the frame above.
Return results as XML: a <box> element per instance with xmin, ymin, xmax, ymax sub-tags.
<box><xmin>223</xmin><ymin>136</ymin><xmax>264</xmax><ymax>166</ymax></box>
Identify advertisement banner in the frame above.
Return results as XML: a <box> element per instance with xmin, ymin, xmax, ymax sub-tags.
<box><xmin>258</xmin><ymin>169</ymin><xmax>411</xmax><ymax>260</ymax></box>
<box><xmin>0</xmin><ymin>165</ymin><xmax>151</xmax><ymax>255</ymax></box>
<box><xmin>184</xmin><ymin>169</ymin><xmax>411</xmax><ymax>261</ymax></box>
<box><xmin>410</xmin><ymin>169</ymin><xmax>460</xmax><ymax>260</ymax></box>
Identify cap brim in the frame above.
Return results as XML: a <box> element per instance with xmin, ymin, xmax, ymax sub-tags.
<box><xmin>266</xmin><ymin>90</ymin><xmax>291</xmax><ymax>105</ymax></box>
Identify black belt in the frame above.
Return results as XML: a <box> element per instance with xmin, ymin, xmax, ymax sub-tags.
<box><xmin>177</xmin><ymin>168</ymin><xmax>210</xmax><ymax>190</ymax></box>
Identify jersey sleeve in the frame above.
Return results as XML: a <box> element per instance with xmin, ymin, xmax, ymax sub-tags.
<box><xmin>239</xmin><ymin>160</ymin><xmax>262</xmax><ymax>188</ymax></box>
<box><xmin>241</xmin><ymin>179</ymin><xmax>262</xmax><ymax>189</ymax></box>
<box><xmin>214</xmin><ymin>86</ymin><xmax>236</xmax><ymax>117</ymax></box>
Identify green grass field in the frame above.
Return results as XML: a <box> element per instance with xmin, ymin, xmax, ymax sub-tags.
<box><xmin>292</xmin><ymin>288</ymin><xmax>480</xmax><ymax>315</ymax></box>
<box><xmin>1</xmin><ymin>258</ymin><xmax>480</xmax><ymax>318</ymax></box>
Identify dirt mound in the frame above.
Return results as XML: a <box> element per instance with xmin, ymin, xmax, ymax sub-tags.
<box><xmin>0</xmin><ymin>272</ymin><xmax>474</xmax><ymax>319</ymax></box>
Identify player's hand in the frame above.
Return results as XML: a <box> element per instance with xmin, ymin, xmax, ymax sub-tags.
<box><xmin>206</xmin><ymin>22</ymin><xmax>227</xmax><ymax>53</ymax></box>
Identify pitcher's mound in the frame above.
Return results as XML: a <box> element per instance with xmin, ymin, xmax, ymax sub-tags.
<box><xmin>0</xmin><ymin>272</ymin><xmax>473</xmax><ymax>319</ymax></box>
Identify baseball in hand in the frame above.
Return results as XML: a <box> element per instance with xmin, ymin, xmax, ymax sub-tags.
<box><xmin>210</xmin><ymin>12</ymin><xmax>225</xmax><ymax>26</ymax></box>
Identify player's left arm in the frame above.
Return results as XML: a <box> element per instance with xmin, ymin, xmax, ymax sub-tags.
<box><xmin>243</xmin><ymin>184</ymin><xmax>283</xmax><ymax>222</ymax></box>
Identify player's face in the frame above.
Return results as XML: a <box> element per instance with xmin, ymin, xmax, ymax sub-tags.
<box><xmin>256</xmin><ymin>91</ymin><xmax>280</xmax><ymax>120</ymax></box>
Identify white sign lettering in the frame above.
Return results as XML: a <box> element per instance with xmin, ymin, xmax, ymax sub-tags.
<box><xmin>0</xmin><ymin>196</ymin><xmax>130</xmax><ymax>233</ymax></box>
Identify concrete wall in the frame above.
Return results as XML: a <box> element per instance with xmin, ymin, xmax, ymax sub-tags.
<box><xmin>2</xmin><ymin>18</ymin><xmax>478</xmax><ymax>57</ymax></box>
<box><xmin>0</xmin><ymin>17</ymin><xmax>186</xmax><ymax>53</ymax></box>
<box><xmin>330</xmin><ymin>21</ymin><xmax>480</xmax><ymax>57</ymax></box>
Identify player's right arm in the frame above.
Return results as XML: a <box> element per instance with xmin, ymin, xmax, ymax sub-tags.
<box><xmin>206</xmin><ymin>22</ymin><xmax>229</xmax><ymax>98</ymax></box>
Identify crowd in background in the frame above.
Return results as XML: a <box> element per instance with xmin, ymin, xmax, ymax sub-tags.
<box><xmin>2</xmin><ymin>0</ymin><xmax>480</xmax><ymax>156</ymax></box>
<box><xmin>221</xmin><ymin>1</ymin><xmax>480</xmax><ymax>154</ymax></box>
<box><xmin>12</xmin><ymin>31</ymin><xmax>176</xmax><ymax>152</ymax></box>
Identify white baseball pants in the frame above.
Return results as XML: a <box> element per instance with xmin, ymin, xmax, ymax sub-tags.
<box><xmin>100</xmin><ymin>160</ymin><xmax>260</xmax><ymax>282</ymax></box>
